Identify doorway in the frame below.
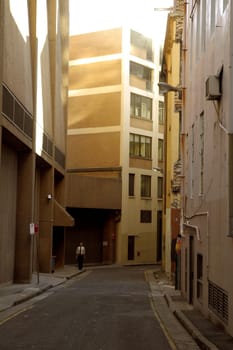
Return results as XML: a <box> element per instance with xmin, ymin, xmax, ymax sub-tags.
<box><xmin>157</xmin><ymin>211</ymin><xmax>162</xmax><ymax>261</ymax></box>
<box><xmin>189</xmin><ymin>235</ymin><xmax>194</xmax><ymax>304</ymax></box>
<box><xmin>128</xmin><ymin>236</ymin><xmax>135</xmax><ymax>260</ymax></box>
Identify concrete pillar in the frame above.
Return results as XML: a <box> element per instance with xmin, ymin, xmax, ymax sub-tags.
<box><xmin>14</xmin><ymin>151</ymin><xmax>34</xmax><ymax>283</ymax></box>
<box><xmin>39</xmin><ymin>166</ymin><xmax>54</xmax><ymax>273</ymax></box>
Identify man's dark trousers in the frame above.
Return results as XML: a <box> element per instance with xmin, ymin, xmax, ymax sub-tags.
<box><xmin>77</xmin><ymin>254</ymin><xmax>84</xmax><ymax>270</ymax></box>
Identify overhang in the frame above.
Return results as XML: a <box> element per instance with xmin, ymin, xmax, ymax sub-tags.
<box><xmin>54</xmin><ymin>200</ymin><xmax>74</xmax><ymax>227</ymax></box>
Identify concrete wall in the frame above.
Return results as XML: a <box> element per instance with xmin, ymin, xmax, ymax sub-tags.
<box><xmin>0</xmin><ymin>0</ymin><xmax>70</xmax><ymax>282</ymax></box>
<box><xmin>182</xmin><ymin>0</ymin><xmax>233</xmax><ymax>336</ymax></box>
<box><xmin>0</xmin><ymin>144</ymin><xmax>17</xmax><ymax>283</ymax></box>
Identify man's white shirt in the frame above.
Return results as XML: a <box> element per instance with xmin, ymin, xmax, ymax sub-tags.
<box><xmin>76</xmin><ymin>246</ymin><xmax>85</xmax><ymax>255</ymax></box>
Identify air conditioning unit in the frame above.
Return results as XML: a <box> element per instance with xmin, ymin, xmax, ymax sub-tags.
<box><xmin>205</xmin><ymin>75</ymin><xmax>221</xmax><ymax>100</ymax></box>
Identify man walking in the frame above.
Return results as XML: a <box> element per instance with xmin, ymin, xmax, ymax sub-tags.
<box><xmin>76</xmin><ymin>242</ymin><xmax>86</xmax><ymax>270</ymax></box>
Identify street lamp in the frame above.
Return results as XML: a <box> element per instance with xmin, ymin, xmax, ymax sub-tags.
<box><xmin>158</xmin><ymin>82</ymin><xmax>182</xmax><ymax>93</ymax></box>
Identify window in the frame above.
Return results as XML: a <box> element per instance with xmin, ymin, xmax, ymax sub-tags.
<box><xmin>130</xmin><ymin>133</ymin><xmax>152</xmax><ymax>159</ymax></box>
<box><xmin>141</xmin><ymin>175</ymin><xmax>151</xmax><ymax>197</ymax></box>
<box><xmin>130</xmin><ymin>93</ymin><xmax>152</xmax><ymax>120</ymax></box>
<box><xmin>130</xmin><ymin>62</ymin><xmax>152</xmax><ymax>91</ymax></box>
<box><xmin>159</xmin><ymin>101</ymin><xmax>164</xmax><ymax>124</ymax></box>
<box><xmin>157</xmin><ymin>177</ymin><xmax>163</xmax><ymax>199</ymax></box>
<box><xmin>210</xmin><ymin>0</ymin><xmax>216</xmax><ymax>34</ymax></box>
<box><xmin>129</xmin><ymin>173</ymin><xmax>135</xmax><ymax>196</ymax></box>
<box><xmin>196</xmin><ymin>0</ymin><xmax>200</xmax><ymax>59</ymax></box>
<box><xmin>158</xmin><ymin>139</ymin><xmax>164</xmax><ymax>161</ymax></box>
<box><xmin>140</xmin><ymin>210</ymin><xmax>152</xmax><ymax>223</ymax></box>
<box><xmin>191</xmin><ymin>124</ymin><xmax>195</xmax><ymax>197</ymax></box>
<box><xmin>223</xmin><ymin>0</ymin><xmax>229</xmax><ymax>12</ymax></box>
<box><xmin>130</xmin><ymin>30</ymin><xmax>153</xmax><ymax>61</ymax></box>
<box><xmin>201</xmin><ymin>0</ymin><xmax>206</xmax><ymax>52</ymax></box>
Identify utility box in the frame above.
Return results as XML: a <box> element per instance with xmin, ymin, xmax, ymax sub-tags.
<box><xmin>205</xmin><ymin>75</ymin><xmax>221</xmax><ymax>100</ymax></box>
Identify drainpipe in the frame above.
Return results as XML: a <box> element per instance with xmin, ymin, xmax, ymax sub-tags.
<box><xmin>228</xmin><ymin>3</ymin><xmax>233</xmax><ymax>237</ymax></box>
<box><xmin>180</xmin><ymin>0</ymin><xmax>188</xmax><ymax>235</ymax></box>
<box><xmin>184</xmin><ymin>212</ymin><xmax>209</xmax><ymax>277</ymax></box>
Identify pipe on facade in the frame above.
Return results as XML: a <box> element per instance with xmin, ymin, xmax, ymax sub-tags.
<box><xmin>184</xmin><ymin>212</ymin><xmax>209</xmax><ymax>276</ymax></box>
<box><xmin>183</xmin><ymin>222</ymin><xmax>201</xmax><ymax>241</ymax></box>
<box><xmin>227</xmin><ymin>3</ymin><xmax>233</xmax><ymax>237</ymax></box>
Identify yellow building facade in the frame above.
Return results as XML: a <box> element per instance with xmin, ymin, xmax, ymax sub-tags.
<box><xmin>160</xmin><ymin>5</ymin><xmax>184</xmax><ymax>279</ymax></box>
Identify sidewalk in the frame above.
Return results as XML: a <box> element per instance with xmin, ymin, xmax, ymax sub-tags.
<box><xmin>0</xmin><ymin>265</ymin><xmax>84</xmax><ymax>312</ymax></box>
<box><xmin>147</xmin><ymin>268</ymin><xmax>233</xmax><ymax>350</ymax></box>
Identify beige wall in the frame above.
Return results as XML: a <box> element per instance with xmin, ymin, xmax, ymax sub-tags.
<box><xmin>68</xmin><ymin>92</ymin><xmax>121</xmax><ymax>129</ymax></box>
<box><xmin>67</xmin><ymin>132</ymin><xmax>120</xmax><ymax>169</ymax></box>
<box><xmin>129</xmin><ymin>158</ymin><xmax>152</xmax><ymax>170</ymax></box>
<box><xmin>69</xmin><ymin>28</ymin><xmax>122</xmax><ymax>60</ymax></box>
<box><xmin>130</xmin><ymin>117</ymin><xmax>153</xmax><ymax>131</ymax></box>
<box><xmin>69</xmin><ymin>60</ymin><xmax>121</xmax><ymax>90</ymax></box>
<box><xmin>66</xmin><ymin>174</ymin><xmax>122</xmax><ymax>209</ymax></box>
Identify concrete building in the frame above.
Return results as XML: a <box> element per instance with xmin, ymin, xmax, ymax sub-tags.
<box><xmin>66</xmin><ymin>27</ymin><xmax>163</xmax><ymax>266</ymax></box>
<box><xmin>181</xmin><ymin>0</ymin><xmax>233</xmax><ymax>337</ymax></box>
<box><xmin>0</xmin><ymin>0</ymin><xmax>72</xmax><ymax>284</ymax></box>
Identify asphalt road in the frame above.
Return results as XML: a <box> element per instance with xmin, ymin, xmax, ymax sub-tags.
<box><xmin>0</xmin><ymin>266</ymin><xmax>172</xmax><ymax>350</ymax></box>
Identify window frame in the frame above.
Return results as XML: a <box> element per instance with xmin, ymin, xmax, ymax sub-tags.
<box><xmin>158</xmin><ymin>138</ymin><xmax>164</xmax><ymax>162</ymax></box>
<box><xmin>130</xmin><ymin>133</ymin><xmax>152</xmax><ymax>159</ymax></box>
<box><xmin>141</xmin><ymin>175</ymin><xmax>151</xmax><ymax>198</ymax></box>
<box><xmin>140</xmin><ymin>210</ymin><xmax>152</xmax><ymax>223</ymax></box>
<box><xmin>128</xmin><ymin>173</ymin><xmax>135</xmax><ymax>196</ymax></box>
<box><xmin>130</xmin><ymin>93</ymin><xmax>152</xmax><ymax>120</ymax></box>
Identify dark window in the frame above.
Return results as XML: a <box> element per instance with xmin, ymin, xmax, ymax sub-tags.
<box><xmin>129</xmin><ymin>173</ymin><xmax>135</xmax><ymax>196</ymax></box>
<box><xmin>141</xmin><ymin>175</ymin><xmax>151</xmax><ymax>197</ymax></box>
<box><xmin>140</xmin><ymin>210</ymin><xmax>152</xmax><ymax>223</ymax></box>
<box><xmin>157</xmin><ymin>177</ymin><xmax>163</xmax><ymax>198</ymax></box>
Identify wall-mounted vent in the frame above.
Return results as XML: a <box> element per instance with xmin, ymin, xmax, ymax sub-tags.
<box><xmin>205</xmin><ymin>76</ymin><xmax>221</xmax><ymax>100</ymax></box>
<box><xmin>2</xmin><ymin>84</ymin><xmax>33</xmax><ymax>139</ymax></box>
<box><xmin>43</xmin><ymin>133</ymin><xmax>53</xmax><ymax>157</ymax></box>
<box><xmin>208</xmin><ymin>281</ymin><xmax>228</xmax><ymax>324</ymax></box>
<box><xmin>55</xmin><ymin>146</ymin><xmax>65</xmax><ymax>169</ymax></box>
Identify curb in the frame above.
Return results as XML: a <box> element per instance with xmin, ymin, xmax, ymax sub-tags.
<box><xmin>165</xmin><ymin>294</ymin><xmax>219</xmax><ymax>350</ymax></box>
<box><xmin>174</xmin><ymin>310</ymin><xmax>219</xmax><ymax>350</ymax></box>
<box><xmin>11</xmin><ymin>269</ymin><xmax>86</xmax><ymax>309</ymax></box>
<box><xmin>13</xmin><ymin>284</ymin><xmax>53</xmax><ymax>306</ymax></box>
